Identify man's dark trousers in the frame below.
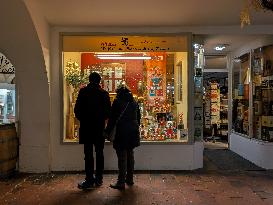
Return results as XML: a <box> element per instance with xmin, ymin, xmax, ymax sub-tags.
<box><xmin>84</xmin><ymin>142</ymin><xmax>104</xmax><ymax>183</ymax></box>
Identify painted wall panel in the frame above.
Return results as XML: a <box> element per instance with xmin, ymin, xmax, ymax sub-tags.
<box><xmin>230</xmin><ymin>133</ymin><xmax>273</xmax><ymax>169</ymax></box>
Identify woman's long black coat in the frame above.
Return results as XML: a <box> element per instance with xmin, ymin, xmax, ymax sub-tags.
<box><xmin>107</xmin><ymin>94</ymin><xmax>141</xmax><ymax>150</ymax></box>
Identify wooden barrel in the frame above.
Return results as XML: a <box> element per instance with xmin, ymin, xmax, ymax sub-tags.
<box><xmin>0</xmin><ymin>123</ymin><xmax>18</xmax><ymax>178</ymax></box>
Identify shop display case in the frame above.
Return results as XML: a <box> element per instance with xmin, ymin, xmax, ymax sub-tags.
<box><xmin>232</xmin><ymin>53</ymin><xmax>250</xmax><ymax>136</ymax></box>
<box><xmin>230</xmin><ymin>44</ymin><xmax>273</xmax><ymax>169</ymax></box>
<box><xmin>232</xmin><ymin>44</ymin><xmax>273</xmax><ymax>141</ymax></box>
<box><xmin>62</xmin><ymin>35</ymin><xmax>190</xmax><ymax>143</ymax></box>
<box><xmin>219</xmin><ymin>91</ymin><xmax>228</xmax><ymax>137</ymax></box>
<box><xmin>210</xmin><ymin>82</ymin><xmax>220</xmax><ymax>127</ymax></box>
<box><xmin>252</xmin><ymin>45</ymin><xmax>273</xmax><ymax>141</ymax></box>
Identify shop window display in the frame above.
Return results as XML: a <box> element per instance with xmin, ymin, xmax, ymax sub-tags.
<box><xmin>252</xmin><ymin>45</ymin><xmax>273</xmax><ymax>141</ymax></box>
<box><xmin>62</xmin><ymin>36</ymin><xmax>189</xmax><ymax>143</ymax></box>
<box><xmin>232</xmin><ymin>54</ymin><xmax>250</xmax><ymax>135</ymax></box>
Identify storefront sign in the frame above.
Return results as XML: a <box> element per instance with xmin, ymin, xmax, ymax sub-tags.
<box><xmin>63</xmin><ymin>36</ymin><xmax>188</xmax><ymax>52</ymax></box>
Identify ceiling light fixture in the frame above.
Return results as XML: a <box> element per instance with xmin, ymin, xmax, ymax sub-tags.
<box><xmin>97</xmin><ymin>56</ymin><xmax>152</xmax><ymax>60</ymax></box>
<box><xmin>214</xmin><ymin>45</ymin><xmax>227</xmax><ymax>51</ymax></box>
<box><xmin>95</xmin><ymin>52</ymin><xmax>126</xmax><ymax>55</ymax></box>
<box><xmin>95</xmin><ymin>54</ymin><xmax>122</xmax><ymax>57</ymax></box>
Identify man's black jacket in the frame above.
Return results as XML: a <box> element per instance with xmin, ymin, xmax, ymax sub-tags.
<box><xmin>74</xmin><ymin>83</ymin><xmax>111</xmax><ymax>144</ymax></box>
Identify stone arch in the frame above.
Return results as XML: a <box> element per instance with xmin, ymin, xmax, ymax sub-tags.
<box><xmin>0</xmin><ymin>0</ymin><xmax>50</xmax><ymax>172</ymax></box>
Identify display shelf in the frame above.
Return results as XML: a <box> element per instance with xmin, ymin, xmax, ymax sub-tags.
<box><xmin>232</xmin><ymin>53</ymin><xmax>250</xmax><ymax>136</ymax></box>
<box><xmin>252</xmin><ymin>46</ymin><xmax>273</xmax><ymax>141</ymax></box>
<box><xmin>217</xmin><ymin>87</ymin><xmax>228</xmax><ymax>138</ymax></box>
<box><xmin>203</xmin><ymin>81</ymin><xmax>229</xmax><ymax>139</ymax></box>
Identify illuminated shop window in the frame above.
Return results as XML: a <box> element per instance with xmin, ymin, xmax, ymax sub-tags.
<box><xmin>232</xmin><ymin>54</ymin><xmax>250</xmax><ymax>136</ymax></box>
<box><xmin>62</xmin><ymin>36</ymin><xmax>189</xmax><ymax>143</ymax></box>
<box><xmin>252</xmin><ymin>45</ymin><xmax>273</xmax><ymax>141</ymax></box>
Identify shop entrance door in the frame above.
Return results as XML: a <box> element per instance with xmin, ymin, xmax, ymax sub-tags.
<box><xmin>203</xmin><ymin>72</ymin><xmax>229</xmax><ymax>150</ymax></box>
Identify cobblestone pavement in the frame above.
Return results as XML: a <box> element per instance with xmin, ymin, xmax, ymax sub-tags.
<box><xmin>1</xmin><ymin>170</ymin><xmax>273</xmax><ymax>205</ymax></box>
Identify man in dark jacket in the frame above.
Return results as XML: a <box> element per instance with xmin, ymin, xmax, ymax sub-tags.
<box><xmin>74</xmin><ymin>72</ymin><xmax>111</xmax><ymax>189</ymax></box>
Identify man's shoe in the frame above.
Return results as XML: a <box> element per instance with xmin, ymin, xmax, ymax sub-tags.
<box><xmin>125</xmin><ymin>180</ymin><xmax>134</xmax><ymax>186</ymax></box>
<box><xmin>78</xmin><ymin>180</ymin><xmax>94</xmax><ymax>189</ymax></box>
<box><xmin>109</xmin><ymin>182</ymin><xmax>125</xmax><ymax>190</ymax></box>
<box><xmin>94</xmin><ymin>179</ymin><xmax>103</xmax><ymax>187</ymax></box>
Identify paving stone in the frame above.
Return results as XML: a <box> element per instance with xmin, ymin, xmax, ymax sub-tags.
<box><xmin>1</xmin><ymin>171</ymin><xmax>273</xmax><ymax>205</ymax></box>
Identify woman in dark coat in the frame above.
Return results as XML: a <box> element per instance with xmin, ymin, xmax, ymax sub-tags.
<box><xmin>106</xmin><ymin>85</ymin><xmax>141</xmax><ymax>190</ymax></box>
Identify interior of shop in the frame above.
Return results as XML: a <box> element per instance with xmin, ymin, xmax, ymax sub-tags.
<box><xmin>203</xmin><ymin>72</ymin><xmax>228</xmax><ymax>149</ymax></box>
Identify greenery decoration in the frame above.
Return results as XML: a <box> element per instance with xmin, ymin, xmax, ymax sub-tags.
<box><xmin>64</xmin><ymin>61</ymin><xmax>89</xmax><ymax>88</ymax></box>
<box><xmin>241</xmin><ymin>0</ymin><xmax>273</xmax><ymax>28</ymax></box>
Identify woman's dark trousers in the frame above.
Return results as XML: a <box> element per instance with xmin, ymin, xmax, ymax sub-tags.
<box><xmin>116</xmin><ymin>148</ymin><xmax>134</xmax><ymax>184</ymax></box>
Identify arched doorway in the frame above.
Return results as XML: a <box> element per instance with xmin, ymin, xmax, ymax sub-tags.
<box><xmin>0</xmin><ymin>52</ymin><xmax>17</xmax><ymax>177</ymax></box>
<box><xmin>0</xmin><ymin>53</ymin><xmax>16</xmax><ymax>124</ymax></box>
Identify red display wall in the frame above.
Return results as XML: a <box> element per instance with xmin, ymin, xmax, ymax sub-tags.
<box><xmin>81</xmin><ymin>53</ymin><xmax>143</xmax><ymax>94</ymax></box>
<box><xmin>145</xmin><ymin>52</ymin><xmax>167</xmax><ymax>104</ymax></box>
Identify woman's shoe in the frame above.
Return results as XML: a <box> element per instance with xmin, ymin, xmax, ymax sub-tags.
<box><xmin>78</xmin><ymin>180</ymin><xmax>94</xmax><ymax>189</ymax></box>
<box><xmin>110</xmin><ymin>182</ymin><xmax>125</xmax><ymax>190</ymax></box>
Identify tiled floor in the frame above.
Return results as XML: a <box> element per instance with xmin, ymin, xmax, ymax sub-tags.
<box><xmin>1</xmin><ymin>170</ymin><xmax>273</xmax><ymax>205</ymax></box>
<box><xmin>204</xmin><ymin>140</ymin><xmax>228</xmax><ymax>150</ymax></box>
